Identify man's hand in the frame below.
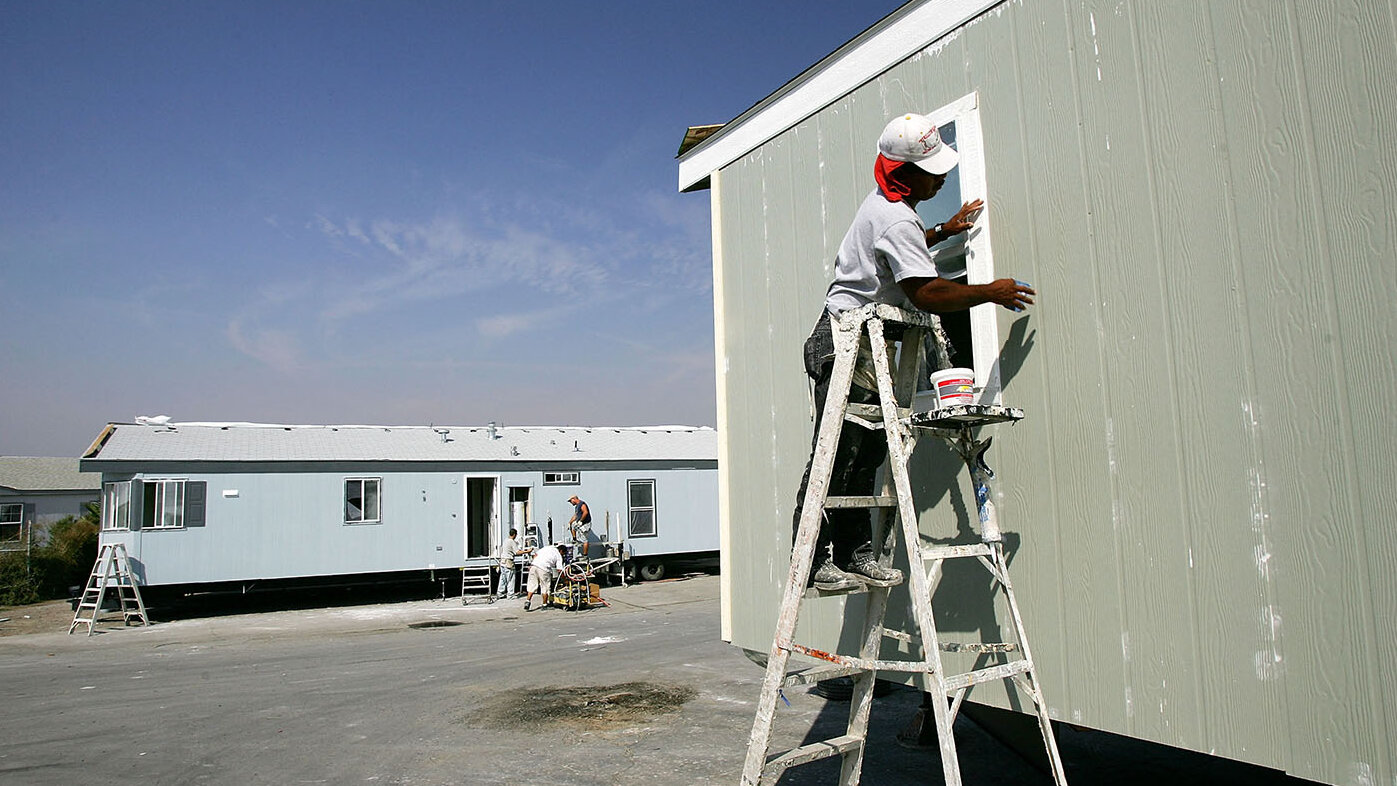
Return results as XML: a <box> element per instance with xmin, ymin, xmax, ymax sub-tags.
<box><xmin>944</xmin><ymin>199</ymin><xmax>984</xmax><ymax>235</ymax></box>
<box><xmin>983</xmin><ymin>278</ymin><xmax>1035</xmax><ymax>312</ymax></box>
<box><xmin>927</xmin><ymin>199</ymin><xmax>985</xmax><ymax>244</ymax></box>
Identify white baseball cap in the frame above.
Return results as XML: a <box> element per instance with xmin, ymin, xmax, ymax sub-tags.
<box><xmin>877</xmin><ymin>113</ymin><xmax>959</xmax><ymax>175</ymax></box>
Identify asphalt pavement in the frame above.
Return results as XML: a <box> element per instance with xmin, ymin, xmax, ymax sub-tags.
<box><xmin>0</xmin><ymin>575</ymin><xmax>1313</xmax><ymax>785</ymax></box>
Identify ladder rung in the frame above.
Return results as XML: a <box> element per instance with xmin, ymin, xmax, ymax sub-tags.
<box><xmin>942</xmin><ymin>659</ymin><xmax>1034</xmax><ymax>692</ymax></box>
<box><xmin>803</xmin><ymin>584</ymin><xmax>875</xmax><ymax>599</ymax></box>
<box><xmin>942</xmin><ymin>641</ymin><xmax>1019</xmax><ymax>654</ymax></box>
<box><xmin>782</xmin><ymin>666</ymin><xmax>866</xmax><ymax>687</ymax></box>
<box><xmin>786</xmin><ymin>644</ymin><xmax>935</xmax><ymax>674</ymax></box>
<box><xmin>878</xmin><ymin>628</ymin><xmax>1018</xmax><ymax>654</ymax></box>
<box><xmin>764</xmin><ymin>735</ymin><xmax>863</xmax><ymax>773</ymax></box>
<box><xmin>922</xmin><ymin>543</ymin><xmax>993</xmax><ymax>561</ymax></box>
<box><xmin>825</xmin><ymin>495</ymin><xmax>898</xmax><ymax>509</ymax></box>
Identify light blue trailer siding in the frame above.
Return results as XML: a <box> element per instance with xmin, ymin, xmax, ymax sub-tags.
<box><xmin>83</xmin><ymin>424</ymin><xmax>718</xmax><ymax>587</ymax></box>
<box><xmin>96</xmin><ymin>462</ymin><xmax>717</xmax><ymax>587</ymax></box>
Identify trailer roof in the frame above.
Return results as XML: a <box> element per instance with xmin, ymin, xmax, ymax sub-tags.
<box><xmin>82</xmin><ymin>422</ymin><xmax>717</xmax><ymax>464</ymax></box>
<box><xmin>0</xmin><ymin>456</ymin><xmax>101</xmax><ymax>492</ymax></box>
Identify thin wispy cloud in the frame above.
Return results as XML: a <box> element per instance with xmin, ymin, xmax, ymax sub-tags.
<box><xmin>227</xmin><ymin>317</ymin><xmax>301</xmax><ymax>373</ymax></box>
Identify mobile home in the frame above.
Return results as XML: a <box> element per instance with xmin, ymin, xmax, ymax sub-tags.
<box><xmin>678</xmin><ymin>1</ymin><xmax>1396</xmax><ymax>783</ymax></box>
<box><xmin>80</xmin><ymin>421</ymin><xmax>718</xmax><ymax>592</ymax></box>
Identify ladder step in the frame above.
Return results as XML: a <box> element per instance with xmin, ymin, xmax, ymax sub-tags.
<box><xmin>764</xmin><ymin>735</ymin><xmax>863</xmax><ymax>774</ymax></box>
<box><xmin>942</xmin><ymin>659</ymin><xmax>1034</xmax><ymax>692</ymax></box>
<box><xmin>879</xmin><ymin>629</ymin><xmax>1018</xmax><ymax>653</ymax></box>
<box><xmin>802</xmin><ymin>584</ymin><xmax>875</xmax><ymax>599</ymax></box>
<box><xmin>922</xmin><ymin>543</ymin><xmax>993</xmax><ymax>560</ymax></box>
<box><xmin>824</xmin><ymin>495</ymin><xmax>898</xmax><ymax>509</ymax></box>
<box><xmin>782</xmin><ymin>666</ymin><xmax>866</xmax><ymax>687</ymax></box>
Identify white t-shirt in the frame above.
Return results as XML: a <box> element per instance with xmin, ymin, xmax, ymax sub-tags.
<box><xmin>824</xmin><ymin>189</ymin><xmax>939</xmax><ymax>315</ymax></box>
<box><xmin>532</xmin><ymin>545</ymin><xmax>565</xmax><ymax>574</ymax></box>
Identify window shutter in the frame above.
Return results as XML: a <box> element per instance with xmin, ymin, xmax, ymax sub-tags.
<box><xmin>185</xmin><ymin>481</ymin><xmax>207</xmax><ymax>527</ymax></box>
<box><xmin>129</xmin><ymin>481</ymin><xmax>144</xmax><ymax>530</ymax></box>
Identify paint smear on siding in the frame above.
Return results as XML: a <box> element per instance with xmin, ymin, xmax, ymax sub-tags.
<box><xmin>1088</xmin><ymin>12</ymin><xmax>1102</xmax><ymax>82</ymax></box>
<box><xmin>1255</xmin><ymin>605</ymin><xmax>1284</xmax><ymax>681</ymax></box>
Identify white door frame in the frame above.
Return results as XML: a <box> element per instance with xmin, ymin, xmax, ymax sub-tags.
<box><xmin>462</xmin><ymin>474</ymin><xmax>501</xmax><ymax>560</ymax></box>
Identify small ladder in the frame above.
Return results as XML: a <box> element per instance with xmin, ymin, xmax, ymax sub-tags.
<box><xmin>741</xmin><ymin>303</ymin><xmax>1068</xmax><ymax>785</ymax></box>
<box><xmin>69</xmin><ymin>543</ymin><xmax>149</xmax><ymax>636</ymax></box>
<box><xmin>461</xmin><ymin>565</ymin><xmax>494</xmax><ymax>605</ymax></box>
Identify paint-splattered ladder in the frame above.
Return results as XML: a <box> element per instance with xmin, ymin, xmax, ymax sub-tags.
<box><xmin>740</xmin><ymin>303</ymin><xmax>1068</xmax><ymax>786</ymax></box>
<box><xmin>69</xmin><ymin>542</ymin><xmax>149</xmax><ymax>636</ymax></box>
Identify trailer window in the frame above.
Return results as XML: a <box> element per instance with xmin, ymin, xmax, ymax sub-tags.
<box><xmin>345</xmin><ymin>478</ymin><xmax>382</xmax><ymax>524</ymax></box>
<box><xmin>102</xmin><ymin>482</ymin><xmax>131</xmax><ymax>531</ymax></box>
<box><xmin>543</xmin><ymin>472</ymin><xmax>580</xmax><ymax>485</ymax></box>
<box><xmin>909</xmin><ymin>92</ymin><xmax>1003</xmax><ymax>402</ymax></box>
<box><xmin>0</xmin><ymin>503</ymin><xmax>21</xmax><ymax>543</ymax></box>
<box><xmin>627</xmin><ymin>479</ymin><xmax>656</xmax><ymax>538</ymax></box>
<box><xmin>141</xmin><ymin>479</ymin><xmax>186</xmax><ymax>529</ymax></box>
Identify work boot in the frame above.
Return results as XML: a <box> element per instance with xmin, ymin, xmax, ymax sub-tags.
<box><xmin>809</xmin><ymin>562</ymin><xmax>862</xmax><ymax>592</ymax></box>
<box><xmin>843</xmin><ymin>556</ymin><xmax>903</xmax><ymax>588</ymax></box>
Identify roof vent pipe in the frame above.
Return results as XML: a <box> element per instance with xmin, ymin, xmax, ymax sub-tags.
<box><xmin>487</xmin><ymin>421</ymin><xmax>497</xmax><ymax>440</ymax></box>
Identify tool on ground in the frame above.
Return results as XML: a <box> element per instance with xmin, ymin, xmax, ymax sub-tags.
<box><xmin>741</xmin><ymin>303</ymin><xmax>1067</xmax><ymax>786</ymax></box>
<box><xmin>69</xmin><ymin>542</ymin><xmax>149</xmax><ymax>636</ymax></box>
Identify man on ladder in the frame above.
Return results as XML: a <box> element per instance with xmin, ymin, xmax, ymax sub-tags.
<box><xmin>794</xmin><ymin>112</ymin><xmax>1034</xmax><ymax>593</ymax></box>
<box><xmin>742</xmin><ymin>112</ymin><xmax>1065</xmax><ymax>786</ymax></box>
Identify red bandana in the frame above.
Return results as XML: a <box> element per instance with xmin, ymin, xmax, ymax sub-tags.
<box><xmin>874</xmin><ymin>154</ymin><xmax>913</xmax><ymax>203</ymax></box>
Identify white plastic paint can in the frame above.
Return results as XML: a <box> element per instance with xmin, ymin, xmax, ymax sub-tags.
<box><xmin>929</xmin><ymin>367</ymin><xmax>976</xmax><ymax>408</ymax></box>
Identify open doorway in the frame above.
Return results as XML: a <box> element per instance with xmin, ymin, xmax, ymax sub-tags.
<box><xmin>464</xmin><ymin>476</ymin><xmax>498</xmax><ymax>559</ymax></box>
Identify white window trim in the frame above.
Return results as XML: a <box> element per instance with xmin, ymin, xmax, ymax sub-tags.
<box><xmin>543</xmin><ymin>471</ymin><xmax>581</xmax><ymax>486</ymax></box>
<box><xmin>916</xmin><ymin>91</ymin><xmax>1003</xmax><ymax>404</ymax></box>
<box><xmin>345</xmin><ymin>477</ymin><xmax>382</xmax><ymax>525</ymax></box>
<box><xmin>627</xmin><ymin>479</ymin><xmax>657</xmax><ymax>538</ymax></box>
<box><xmin>102</xmin><ymin>482</ymin><xmax>131</xmax><ymax>531</ymax></box>
<box><xmin>142</xmin><ymin>478</ymin><xmax>187</xmax><ymax>530</ymax></box>
<box><xmin>0</xmin><ymin>502</ymin><xmax>22</xmax><ymax>542</ymax></box>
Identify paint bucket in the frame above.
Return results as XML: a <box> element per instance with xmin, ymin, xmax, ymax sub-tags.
<box><xmin>929</xmin><ymin>368</ymin><xmax>976</xmax><ymax>408</ymax></box>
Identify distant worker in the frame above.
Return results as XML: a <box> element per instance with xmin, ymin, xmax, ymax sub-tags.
<box><xmin>497</xmin><ymin>528</ymin><xmax>522</xmax><ymax>600</ymax></box>
<box><xmin>523</xmin><ymin>542</ymin><xmax>566</xmax><ymax>612</ymax></box>
<box><xmin>794</xmin><ymin>112</ymin><xmax>1036</xmax><ymax>592</ymax></box>
<box><xmin>567</xmin><ymin>495</ymin><xmax>592</xmax><ymax>555</ymax></box>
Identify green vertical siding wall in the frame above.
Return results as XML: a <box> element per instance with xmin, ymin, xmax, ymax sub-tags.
<box><xmin>705</xmin><ymin>1</ymin><xmax>1397</xmax><ymax>783</ymax></box>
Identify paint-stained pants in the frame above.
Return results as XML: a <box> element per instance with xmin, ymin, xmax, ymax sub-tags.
<box><xmin>791</xmin><ymin>311</ymin><xmax>886</xmax><ymax>568</ymax></box>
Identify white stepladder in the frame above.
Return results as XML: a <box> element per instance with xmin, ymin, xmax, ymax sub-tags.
<box><xmin>461</xmin><ymin>565</ymin><xmax>494</xmax><ymax>604</ymax></box>
<box><xmin>740</xmin><ymin>303</ymin><xmax>1068</xmax><ymax>786</ymax></box>
<box><xmin>69</xmin><ymin>542</ymin><xmax>149</xmax><ymax>636</ymax></box>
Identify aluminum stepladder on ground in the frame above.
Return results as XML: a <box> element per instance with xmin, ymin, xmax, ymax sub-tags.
<box><xmin>69</xmin><ymin>542</ymin><xmax>149</xmax><ymax>636</ymax></box>
<box><xmin>461</xmin><ymin>565</ymin><xmax>494</xmax><ymax>604</ymax></box>
<box><xmin>740</xmin><ymin>303</ymin><xmax>1067</xmax><ymax>786</ymax></box>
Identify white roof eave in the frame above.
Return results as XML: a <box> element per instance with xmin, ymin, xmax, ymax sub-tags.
<box><xmin>676</xmin><ymin>0</ymin><xmax>1004</xmax><ymax>191</ymax></box>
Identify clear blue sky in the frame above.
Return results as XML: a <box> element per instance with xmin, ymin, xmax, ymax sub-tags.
<box><xmin>1</xmin><ymin>1</ymin><xmax>905</xmax><ymax>457</ymax></box>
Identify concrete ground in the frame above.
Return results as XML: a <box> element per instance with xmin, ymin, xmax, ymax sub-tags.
<box><xmin>0</xmin><ymin>575</ymin><xmax>1315</xmax><ymax>785</ymax></box>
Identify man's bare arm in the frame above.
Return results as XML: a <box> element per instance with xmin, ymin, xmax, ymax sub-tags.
<box><xmin>899</xmin><ymin>276</ymin><xmax>1035</xmax><ymax>313</ymax></box>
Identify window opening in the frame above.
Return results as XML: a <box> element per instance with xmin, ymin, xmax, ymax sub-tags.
<box><xmin>142</xmin><ymin>479</ymin><xmax>186</xmax><ymax>529</ymax></box>
<box><xmin>0</xmin><ymin>502</ymin><xmax>21</xmax><ymax>543</ymax></box>
<box><xmin>345</xmin><ymin>478</ymin><xmax>382</xmax><ymax>524</ymax></box>
<box><xmin>908</xmin><ymin>93</ymin><xmax>1001</xmax><ymax>402</ymax></box>
<box><xmin>627</xmin><ymin>479</ymin><xmax>656</xmax><ymax>538</ymax></box>
<box><xmin>102</xmin><ymin>482</ymin><xmax>131</xmax><ymax>531</ymax></box>
<box><xmin>543</xmin><ymin>471</ymin><xmax>580</xmax><ymax>486</ymax></box>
